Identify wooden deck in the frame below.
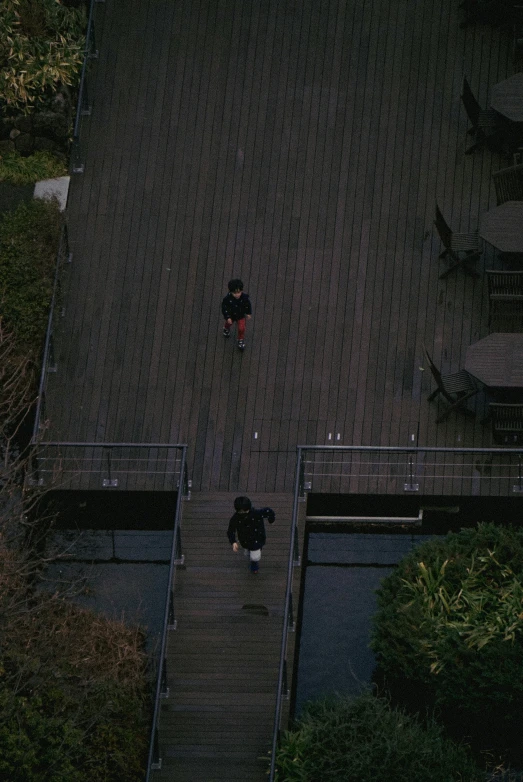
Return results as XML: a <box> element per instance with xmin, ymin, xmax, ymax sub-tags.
<box><xmin>157</xmin><ymin>492</ymin><xmax>301</xmax><ymax>781</ymax></box>
<box><xmin>43</xmin><ymin>0</ymin><xmax>518</xmax><ymax>494</ymax></box>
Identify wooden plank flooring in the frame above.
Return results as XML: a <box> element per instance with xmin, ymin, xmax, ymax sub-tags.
<box><xmin>157</xmin><ymin>492</ymin><xmax>302</xmax><ymax>781</ymax></box>
<box><xmin>44</xmin><ymin>0</ymin><xmax>516</xmax><ymax>492</ymax></box>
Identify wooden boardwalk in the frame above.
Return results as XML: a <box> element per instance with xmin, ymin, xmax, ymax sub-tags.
<box><xmin>157</xmin><ymin>493</ymin><xmax>301</xmax><ymax>781</ymax></box>
<box><xmin>44</xmin><ymin>0</ymin><xmax>517</xmax><ymax>494</ymax></box>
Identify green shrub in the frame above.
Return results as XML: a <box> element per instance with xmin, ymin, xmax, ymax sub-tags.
<box><xmin>0</xmin><ymin>688</ymin><xmax>83</xmax><ymax>782</ymax></box>
<box><xmin>371</xmin><ymin>523</ymin><xmax>523</xmax><ymax>760</ymax></box>
<box><xmin>0</xmin><ymin>677</ymin><xmax>149</xmax><ymax>782</ymax></box>
<box><xmin>0</xmin><ymin>585</ymin><xmax>150</xmax><ymax>782</ymax></box>
<box><xmin>0</xmin><ymin>0</ymin><xmax>86</xmax><ymax>114</ymax></box>
<box><xmin>0</xmin><ymin>197</ymin><xmax>62</xmax><ymax>356</ymax></box>
<box><xmin>274</xmin><ymin>693</ymin><xmax>480</xmax><ymax>781</ymax></box>
<box><xmin>0</xmin><ymin>150</ymin><xmax>67</xmax><ymax>185</ymax></box>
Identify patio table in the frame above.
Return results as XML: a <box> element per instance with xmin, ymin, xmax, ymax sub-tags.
<box><xmin>491</xmin><ymin>72</ymin><xmax>523</xmax><ymax>123</ymax></box>
<box><xmin>479</xmin><ymin>201</ymin><xmax>523</xmax><ymax>253</ymax></box>
<box><xmin>465</xmin><ymin>333</ymin><xmax>523</xmax><ymax>388</ymax></box>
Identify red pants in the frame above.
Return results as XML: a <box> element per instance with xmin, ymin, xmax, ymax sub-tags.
<box><xmin>225</xmin><ymin>318</ymin><xmax>245</xmax><ymax>339</ymax></box>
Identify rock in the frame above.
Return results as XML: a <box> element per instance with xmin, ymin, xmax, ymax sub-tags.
<box><xmin>9</xmin><ymin>128</ymin><xmax>20</xmax><ymax>140</ymax></box>
<box><xmin>14</xmin><ymin>133</ymin><xmax>34</xmax><ymax>154</ymax></box>
<box><xmin>0</xmin><ymin>118</ymin><xmax>16</xmax><ymax>140</ymax></box>
<box><xmin>33</xmin><ymin>136</ymin><xmax>62</xmax><ymax>153</ymax></box>
<box><xmin>14</xmin><ymin>115</ymin><xmax>33</xmax><ymax>133</ymax></box>
<box><xmin>32</xmin><ymin>111</ymin><xmax>70</xmax><ymax>141</ymax></box>
<box><xmin>34</xmin><ymin>176</ymin><xmax>70</xmax><ymax>212</ymax></box>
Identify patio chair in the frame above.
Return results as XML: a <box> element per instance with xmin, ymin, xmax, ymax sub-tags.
<box><xmin>460</xmin><ymin>77</ymin><xmax>501</xmax><ymax>154</ymax></box>
<box><xmin>492</xmin><ymin>163</ymin><xmax>523</xmax><ymax>204</ymax></box>
<box><xmin>434</xmin><ymin>204</ymin><xmax>482</xmax><ymax>279</ymax></box>
<box><xmin>486</xmin><ymin>270</ymin><xmax>523</xmax><ymax>330</ymax></box>
<box><xmin>489</xmin><ymin>402</ymin><xmax>523</xmax><ymax>444</ymax></box>
<box><xmin>423</xmin><ymin>345</ymin><xmax>481</xmax><ymax>423</ymax></box>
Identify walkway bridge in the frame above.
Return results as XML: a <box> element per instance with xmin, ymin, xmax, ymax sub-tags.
<box><xmin>154</xmin><ymin>492</ymin><xmax>300</xmax><ymax>782</ymax></box>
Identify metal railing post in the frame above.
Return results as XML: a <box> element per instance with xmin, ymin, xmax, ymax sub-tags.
<box><xmin>151</xmin><ymin>729</ymin><xmax>161</xmax><ymax>771</ymax></box>
<box><xmin>160</xmin><ymin>657</ymin><xmax>169</xmax><ymax>698</ymax></box>
<box><xmin>298</xmin><ymin>451</ymin><xmax>305</xmax><ymax>498</ymax></box>
<box><xmin>404</xmin><ymin>452</ymin><xmax>419</xmax><ymax>492</ymax></box>
<box><xmin>514</xmin><ymin>455</ymin><xmax>523</xmax><ymax>493</ymax></box>
<box><xmin>282</xmin><ymin>659</ymin><xmax>289</xmax><ymax>699</ymax></box>
<box><xmin>102</xmin><ymin>447</ymin><xmax>118</xmax><ymax>487</ymax></box>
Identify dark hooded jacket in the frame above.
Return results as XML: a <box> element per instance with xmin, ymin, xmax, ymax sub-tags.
<box><xmin>221</xmin><ymin>292</ymin><xmax>252</xmax><ymax>322</ymax></box>
<box><xmin>227</xmin><ymin>506</ymin><xmax>275</xmax><ymax>551</ymax></box>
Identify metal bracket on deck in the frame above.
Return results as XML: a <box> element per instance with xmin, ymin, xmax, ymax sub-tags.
<box><xmin>27</xmin><ymin>477</ymin><xmax>45</xmax><ymax>487</ymax></box>
<box><xmin>404</xmin><ymin>481</ymin><xmax>419</xmax><ymax>492</ymax></box>
<box><xmin>102</xmin><ymin>478</ymin><xmax>118</xmax><ymax>487</ymax></box>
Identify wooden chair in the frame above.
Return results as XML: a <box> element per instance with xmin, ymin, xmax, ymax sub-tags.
<box><xmin>492</xmin><ymin>163</ymin><xmax>523</xmax><ymax>204</ymax></box>
<box><xmin>434</xmin><ymin>204</ymin><xmax>482</xmax><ymax>279</ymax></box>
<box><xmin>489</xmin><ymin>403</ymin><xmax>523</xmax><ymax>443</ymax></box>
<box><xmin>486</xmin><ymin>270</ymin><xmax>523</xmax><ymax>330</ymax></box>
<box><xmin>461</xmin><ymin>77</ymin><xmax>501</xmax><ymax>154</ymax></box>
<box><xmin>423</xmin><ymin>345</ymin><xmax>481</xmax><ymax>423</ymax></box>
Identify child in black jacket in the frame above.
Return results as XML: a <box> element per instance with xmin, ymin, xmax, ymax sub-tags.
<box><xmin>221</xmin><ymin>278</ymin><xmax>252</xmax><ymax>350</ymax></box>
<box><xmin>227</xmin><ymin>496</ymin><xmax>275</xmax><ymax>574</ymax></box>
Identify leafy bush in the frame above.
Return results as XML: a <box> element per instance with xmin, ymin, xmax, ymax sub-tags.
<box><xmin>0</xmin><ymin>150</ymin><xmax>67</xmax><ymax>185</ymax></box>
<box><xmin>371</xmin><ymin>523</ymin><xmax>523</xmax><ymax>761</ymax></box>
<box><xmin>0</xmin><ymin>572</ymin><xmax>150</xmax><ymax>782</ymax></box>
<box><xmin>0</xmin><ymin>0</ymin><xmax>86</xmax><ymax>114</ymax></box>
<box><xmin>0</xmin><ymin>688</ymin><xmax>83</xmax><ymax>782</ymax></box>
<box><xmin>274</xmin><ymin>693</ymin><xmax>480</xmax><ymax>781</ymax></box>
<box><xmin>0</xmin><ymin>197</ymin><xmax>62</xmax><ymax>356</ymax></box>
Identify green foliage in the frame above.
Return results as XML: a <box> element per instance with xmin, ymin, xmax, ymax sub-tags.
<box><xmin>0</xmin><ymin>688</ymin><xmax>83</xmax><ymax>782</ymax></box>
<box><xmin>274</xmin><ymin>693</ymin><xmax>480</xmax><ymax>781</ymax></box>
<box><xmin>0</xmin><ymin>591</ymin><xmax>150</xmax><ymax>782</ymax></box>
<box><xmin>0</xmin><ymin>0</ymin><xmax>86</xmax><ymax>114</ymax></box>
<box><xmin>0</xmin><ymin>197</ymin><xmax>62</xmax><ymax>356</ymax></box>
<box><xmin>0</xmin><ymin>679</ymin><xmax>149</xmax><ymax>782</ymax></box>
<box><xmin>371</xmin><ymin>523</ymin><xmax>523</xmax><ymax>746</ymax></box>
<box><xmin>0</xmin><ymin>150</ymin><xmax>67</xmax><ymax>185</ymax></box>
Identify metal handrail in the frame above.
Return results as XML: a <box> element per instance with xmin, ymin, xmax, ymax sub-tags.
<box><xmin>146</xmin><ymin>446</ymin><xmax>188</xmax><ymax>779</ymax></box>
<box><xmin>30</xmin><ymin>441</ymin><xmax>187</xmax><ymax>489</ymax></box>
<box><xmin>31</xmin><ymin>223</ymin><xmax>71</xmax><ymax>445</ymax></box>
<box><xmin>296</xmin><ymin>444</ymin><xmax>523</xmax><ymax>454</ymax></box>
<box><xmin>70</xmin><ymin>0</ymin><xmax>103</xmax><ymax>173</ymax></box>
<box><xmin>299</xmin><ymin>444</ymin><xmax>523</xmax><ymax>495</ymax></box>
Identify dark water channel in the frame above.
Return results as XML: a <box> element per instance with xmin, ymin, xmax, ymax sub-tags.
<box><xmin>293</xmin><ymin>529</ymin><xmax>436</xmax><ymax>714</ymax></box>
<box><xmin>42</xmin><ymin>491</ymin><xmax>177</xmax><ymax>652</ymax></box>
